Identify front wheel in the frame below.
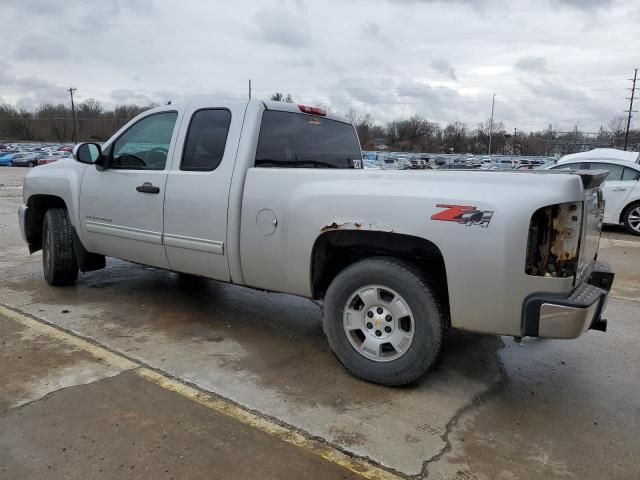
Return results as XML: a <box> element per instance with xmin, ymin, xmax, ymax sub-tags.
<box><xmin>323</xmin><ymin>257</ymin><xmax>445</xmax><ymax>386</ymax></box>
<box><xmin>42</xmin><ymin>208</ymin><xmax>79</xmax><ymax>285</ymax></box>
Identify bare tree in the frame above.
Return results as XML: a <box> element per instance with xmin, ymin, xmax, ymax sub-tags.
<box><xmin>442</xmin><ymin>122</ymin><xmax>468</xmax><ymax>153</ymax></box>
<box><xmin>608</xmin><ymin>116</ymin><xmax>626</xmax><ymax>148</ymax></box>
<box><xmin>270</xmin><ymin>92</ymin><xmax>293</xmax><ymax>103</ymax></box>
<box><xmin>386</xmin><ymin>115</ymin><xmax>439</xmax><ymax>151</ymax></box>
<box><xmin>476</xmin><ymin>119</ymin><xmax>506</xmax><ymax>154</ymax></box>
<box><xmin>36</xmin><ymin>104</ymin><xmax>70</xmax><ymax>143</ymax></box>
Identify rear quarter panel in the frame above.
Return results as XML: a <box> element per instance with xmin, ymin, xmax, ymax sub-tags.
<box><xmin>240</xmin><ymin>169</ymin><xmax>584</xmax><ymax>336</ymax></box>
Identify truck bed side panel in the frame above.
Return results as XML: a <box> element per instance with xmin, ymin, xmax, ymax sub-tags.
<box><xmin>240</xmin><ymin>169</ymin><xmax>584</xmax><ymax>336</ymax></box>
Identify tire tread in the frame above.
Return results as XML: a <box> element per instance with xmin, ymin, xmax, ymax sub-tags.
<box><xmin>43</xmin><ymin>208</ymin><xmax>78</xmax><ymax>286</ymax></box>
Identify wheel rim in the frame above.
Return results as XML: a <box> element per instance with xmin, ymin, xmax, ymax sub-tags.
<box><xmin>629</xmin><ymin>207</ymin><xmax>640</xmax><ymax>233</ymax></box>
<box><xmin>343</xmin><ymin>285</ymin><xmax>415</xmax><ymax>362</ymax></box>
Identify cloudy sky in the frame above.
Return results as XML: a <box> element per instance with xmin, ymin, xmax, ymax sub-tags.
<box><xmin>1</xmin><ymin>0</ymin><xmax>638</xmax><ymax>132</ymax></box>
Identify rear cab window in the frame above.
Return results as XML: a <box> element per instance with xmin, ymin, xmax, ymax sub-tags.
<box><xmin>255</xmin><ymin>110</ymin><xmax>362</xmax><ymax>169</ymax></box>
<box><xmin>181</xmin><ymin>109</ymin><xmax>231</xmax><ymax>172</ymax></box>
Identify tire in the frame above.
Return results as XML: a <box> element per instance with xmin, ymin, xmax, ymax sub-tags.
<box><xmin>42</xmin><ymin>208</ymin><xmax>79</xmax><ymax>286</ymax></box>
<box><xmin>622</xmin><ymin>201</ymin><xmax>640</xmax><ymax>236</ymax></box>
<box><xmin>28</xmin><ymin>161</ymin><xmax>34</xmax><ymax>168</ymax></box>
<box><xmin>323</xmin><ymin>257</ymin><xmax>445</xmax><ymax>386</ymax></box>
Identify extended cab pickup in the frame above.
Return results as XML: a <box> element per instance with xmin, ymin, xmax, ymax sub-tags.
<box><xmin>18</xmin><ymin>100</ymin><xmax>615</xmax><ymax>386</ymax></box>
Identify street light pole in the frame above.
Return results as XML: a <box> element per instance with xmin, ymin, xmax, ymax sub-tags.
<box><xmin>488</xmin><ymin>93</ymin><xmax>495</xmax><ymax>155</ymax></box>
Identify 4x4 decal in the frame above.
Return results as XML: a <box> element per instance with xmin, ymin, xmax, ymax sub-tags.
<box><xmin>431</xmin><ymin>204</ymin><xmax>494</xmax><ymax>228</ymax></box>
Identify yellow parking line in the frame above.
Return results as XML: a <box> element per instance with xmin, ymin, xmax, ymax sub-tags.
<box><xmin>0</xmin><ymin>304</ymin><xmax>138</xmax><ymax>371</ymax></box>
<box><xmin>0</xmin><ymin>304</ymin><xmax>402</xmax><ymax>480</ymax></box>
<box><xmin>137</xmin><ymin>368</ymin><xmax>401</xmax><ymax>480</ymax></box>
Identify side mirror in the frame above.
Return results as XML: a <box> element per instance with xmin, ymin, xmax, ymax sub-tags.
<box><xmin>73</xmin><ymin>143</ymin><xmax>102</xmax><ymax>164</ymax></box>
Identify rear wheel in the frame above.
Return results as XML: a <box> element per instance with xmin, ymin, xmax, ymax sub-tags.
<box><xmin>28</xmin><ymin>161</ymin><xmax>34</xmax><ymax>167</ymax></box>
<box><xmin>622</xmin><ymin>202</ymin><xmax>640</xmax><ymax>236</ymax></box>
<box><xmin>42</xmin><ymin>208</ymin><xmax>79</xmax><ymax>285</ymax></box>
<box><xmin>323</xmin><ymin>257</ymin><xmax>445</xmax><ymax>386</ymax></box>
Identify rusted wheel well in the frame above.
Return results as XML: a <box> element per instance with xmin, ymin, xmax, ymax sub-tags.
<box><xmin>25</xmin><ymin>194</ymin><xmax>68</xmax><ymax>252</ymax></box>
<box><xmin>311</xmin><ymin>230</ymin><xmax>450</xmax><ymax>314</ymax></box>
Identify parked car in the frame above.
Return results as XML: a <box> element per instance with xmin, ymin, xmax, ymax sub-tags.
<box><xmin>13</xmin><ymin>152</ymin><xmax>45</xmax><ymax>167</ymax></box>
<box><xmin>437</xmin><ymin>163</ymin><xmax>480</xmax><ymax>170</ymax></box>
<box><xmin>517</xmin><ymin>163</ymin><xmax>536</xmax><ymax>170</ymax></box>
<box><xmin>432</xmin><ymin>156</ymin><xmax>447</xmax><ymax>166</ymax></box>
<box><xmin>363</xmin><ymin>159</ymin><xmax>382</xmax><ymax>170</ymax></box>
<box><xmin>37</xmin><ymin>156</ymin><xmax>66</xmax><ymax>166</ymax></box>
<box><xmin>548</xmin><ymin>158</ymin><xmax>640</xmax><ymax>235</ymax></box>
<box><xmin>19</xmin><ymin>99</ymin><xmax>613</xmax><ymax>386</ymax></box>
<box><xmin>494</xmin><ymin>159</ymin><xmax>515</xmax><ymax>170</ymax></box>
<box><xmin>375</xmin><ymin>156</ymin><xmax>403</xmax><ymax>170</ymax></box>
<box><xmin>559</xmin><ymin>148</ymin><xmax>639</xmax><ymax>165</ymax></box>
<box><xmin>0</xmin><ymin>153</ymin><xmax>16</xmax><ymax>166</ymax></box>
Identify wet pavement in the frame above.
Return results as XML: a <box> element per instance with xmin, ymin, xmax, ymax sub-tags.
<box><xmin>1</xmin><ymin>168</ymin><xmax>639</xmax><ymax>479</ymax></box>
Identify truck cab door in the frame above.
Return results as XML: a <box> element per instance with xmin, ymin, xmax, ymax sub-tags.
<box><xmin>163</xmin><ymin>104</ymin><xmax>244</xmax><ymax>281</ymax></box>
<box><xmin>79</xmin><ymin>110</ymin><xmax>180</xmax><ymax>268</ymax></box>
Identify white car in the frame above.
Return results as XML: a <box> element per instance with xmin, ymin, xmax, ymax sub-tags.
<box><xmin>549</xmin><ymin>158</ymin><xmax>640</xmax><ymax>235</ymax></box>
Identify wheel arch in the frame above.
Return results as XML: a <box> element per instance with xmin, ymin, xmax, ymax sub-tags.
<box><xmin>25</xmin><ymin>194</ymin><xmax>68</xmax><ymax>252</ymax></box>
<box><xmin>310</xmin><ymin>230</ymin><xmax>450</xmax><ymax>317</ymax></box>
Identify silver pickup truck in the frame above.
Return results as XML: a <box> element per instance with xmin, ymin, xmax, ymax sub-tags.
<box><xmin>18</xmin><ymin>99</ymin><xmax>614</xmax><ymax>386</ymax></box>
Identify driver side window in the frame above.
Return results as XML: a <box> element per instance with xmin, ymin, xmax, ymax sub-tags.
<box><xmin>111</xmin><ymin>111</ymin><xmax>178</xmax><ymax>170</ymax></box>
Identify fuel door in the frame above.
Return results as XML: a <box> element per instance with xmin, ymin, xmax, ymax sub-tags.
<box><xmin>256</xmin><ymin>208</ymin><xmax>278</xmax><ymax>236</ymax></box>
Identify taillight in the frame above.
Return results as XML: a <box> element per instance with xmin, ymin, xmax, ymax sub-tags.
<box><xmin>298</xmin><ymin>104</ymin><xmax>326</xmax><ymax>116</ymax></box>
<box><xmin>525</xmin><ymin>202</ymin><xmax>583</xmax><ymax>278</ymax></box>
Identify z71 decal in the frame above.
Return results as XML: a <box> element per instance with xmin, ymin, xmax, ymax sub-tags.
<box><xmin>431</xmin><ymin>204</ymin><xmax>494</xmax><ymax>228</ymax></box>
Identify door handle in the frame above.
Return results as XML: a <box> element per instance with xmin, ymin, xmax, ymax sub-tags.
<box><xmin>136</xmin><ymin>182</ymin><xmax>160</xmax><ymax>194</ymax></box>
<box><xmin>612</xmin><ymin>187</ymin><xmax>627</xmax><ymax>192</ymax></box>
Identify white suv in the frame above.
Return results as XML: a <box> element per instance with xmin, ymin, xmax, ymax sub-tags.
<box><xmin>550</xmin><ymin>158</ymin><xmax>640</xmax><ymax>235</ymax></box>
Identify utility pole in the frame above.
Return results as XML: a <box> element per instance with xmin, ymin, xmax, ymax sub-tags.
<box><xmin>248</xmin><ymin>79</ymin><xmax>252</xmax><ymax>100</ymax></box>
<box><xmin>513</xmin><ymin>127</ymin><xmax>518</xmax><ymax>155</ymax></box>
<box><xmin>488</xmin><ymin>93</ymin><xmax>495</xmax><ymax>155</ymax></box>
<box><xmin>624</xmin><ymin>68</ymin><xmax>637</xmax><ymax>151</ymax></box>
<box><xmin>67</xmin><ymin>87</ymin><xmax>77</xmax><ymax>144</ymax></box>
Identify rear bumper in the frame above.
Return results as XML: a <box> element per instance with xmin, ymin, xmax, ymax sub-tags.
<box><xmin>522</xmin><ymin>261</ymin><xmax>614</xmax><ymax>339</ymax></box>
